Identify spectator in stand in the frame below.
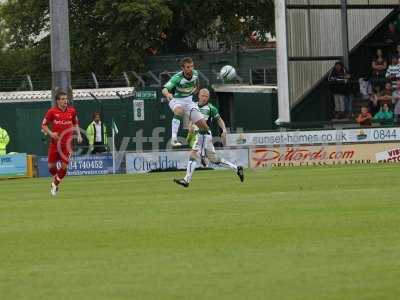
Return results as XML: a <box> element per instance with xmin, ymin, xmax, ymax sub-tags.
<box><xmin>385</xmin><ymin>56</ymin><xmax>400</xmax><ymax>87</ymax></box>
<box><xmin>392</xmin><ymin>80</ymin><xmax>400</xmax><ymax>124</ymax></box>
<box><xmin>373</xmin><ymin>48</ymin><xmax>385</xmax><ymax>61</ymax></box>
<box><xmin>359</xmin><ymin>78</ymin><xmax>372</xmax><ymax>100</ymax></box>
<box><xmin>371</xmin><ymin>56</ymin><xmax>387</xmax><ymax>86</ymax></box>
<box><xmin>356</xmin><ymin>106</ymin><xmax>372</xmax><ymax>127</ymax></box>
<box><xmin>328</xmin><ymin>61</ymin><xmax>351</xmax><ymax>119</ymax></box>
<box><xmin>378</xmin><ymin>82</ymin><xmax>393</xmax><ymax>107</ymax></box>
<box><xmin>384</xmin><ymin>23</ymin><xmax>399</xmax><ymax>45</ymax></box>
<box><xmin>394</xmin><ymin>14</ymin><xmax>400</xmax><ymax>34</ymax></box>
<box><xmin>369</xmin><ymin>85</ymin><xmax>382</xmax><ymax>116</ymax></box>
<box><xmin>373</xmin><ymin>103</ymin><xmax>394</xmax><ymax>125</ymax></box>
<box><xmin>393</xmin><ymin>44</ymin><xmax>400</xmax><ymax>60</ymax></box>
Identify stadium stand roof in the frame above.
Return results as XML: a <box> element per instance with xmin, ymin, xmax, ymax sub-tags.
<box><xmin>0</xmin><ymin>87</ymin><xmax>135</xmax><ymax>103</ymax></box>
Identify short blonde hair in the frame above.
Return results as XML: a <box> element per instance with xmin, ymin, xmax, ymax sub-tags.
<box><xmin>199</xmin><ymin>88</ymin><xmax>209</xmax><ymax>95</ymax></box>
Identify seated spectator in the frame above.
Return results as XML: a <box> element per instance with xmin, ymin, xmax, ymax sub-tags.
<box><xmin>359</xmin><ymin>78</ymin><xmax>372</xmax><ymax>100</ymax></box>
<box><xmin>373</xmin><ymin>103</ymin><xmax>394</xmax><ymax>125</ymax></box>
<box><xmin>392</xmin><ymin>80</ymin><xmax>400</xmax><ymax>124</ymax></box>
<box><xmin>384</xmin><ymin>23</ymin><xmax>399</xmax><ymax>45</ymax></box>
<box><xmin>393</xmin><ymin>44</ymin><xmax>400</xmax><ymax>60</ymax></box>
<box><xmin>371</xmin><ymin>56</ymin><xmax>387</xmax><ymax>77</ymax></box>
<box><xmin>356</xmin><ymin>106</ymin><xmax>372</xmax><ymax>127</ymax></box>
<box><xmin>385</xmin><ymin>56</ymin><xmax>400</xmax><ymax>87</ymax></box>
<box><xmin>377</xmin><ymin>82</ymin><xmax>393</xmax><ymax>106</ymax></box>
<box><xmin>373</xmin><ymin>48</ymin><xmax>385</xmax><ymax>61</ymax></box>
<box><xmin>369</xmin><ymin>85</ymin><xmax>381</xmax><ymax>116</ymax></box>
<box><xmin>328</xmin><ymin>61</ymin><xmax>351</xmax><ymax>119</ymax></box>
<box><xmin>371</xmin><ymin>56</ymin><xmax>387</xmax><ymax>87</ymax></box>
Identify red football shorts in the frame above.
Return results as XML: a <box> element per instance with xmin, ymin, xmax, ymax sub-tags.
<box><xmin>48</xmin><ymin>142</ymin><xmax>72</xmax><ymax>164</ymax></box>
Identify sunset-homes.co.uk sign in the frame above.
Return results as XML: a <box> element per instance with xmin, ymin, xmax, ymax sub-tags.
<box><xmin>228</xmin><ymin>127</ymin><xmax>400</xmax><ymax>147</ymax></box>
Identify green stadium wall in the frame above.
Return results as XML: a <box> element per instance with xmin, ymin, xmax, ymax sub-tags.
<box><xmin>0</xmin><ymin>88</ymin><xmax>278</xmax><ymax>155</ymax></box>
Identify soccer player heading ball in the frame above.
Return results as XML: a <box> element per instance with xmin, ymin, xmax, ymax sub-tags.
<box><xmin>174</xmin><ymin>88</ymin><xmax>244</xmax><ymax>188</ymax></box>
<box><xmin>162</xmin><ymin>57</ymin><xmax>210</xmax><ymax>146</ymax></box>
<box><xmin>41</xmin><ymin>91</ymin><xmax>83</xmax><ymax>196</ymax></box>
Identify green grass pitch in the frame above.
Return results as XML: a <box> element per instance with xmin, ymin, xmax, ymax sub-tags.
<box><xmin>1</xmin><ymin>164</ymin><xmax>400</xmax><ymax>299</ymax></box>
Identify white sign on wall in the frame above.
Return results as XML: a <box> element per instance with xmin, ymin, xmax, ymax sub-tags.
<box><xmin>227</xmin><ymin>127</ymin><xmax>400</xmax><ymax>146</ymax></box>
<box><xmin>125</xmin><ymin>149</ymin><xmax>249</xmax><ymax>174</ymax></box>
<box><xmin>375</xmin><ymin>147</ymin><xmax>400</xmax><ymax>162</ymax></box>
<box><xmin>133</xmin><ymin>100</ymin><xmax>145</xmax><ymax>121</ymax></box>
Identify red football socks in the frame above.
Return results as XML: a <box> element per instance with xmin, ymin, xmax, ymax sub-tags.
<box><xmin>49</xmin><ymin>166</ymin><xmax>57</xmax><ymax>176</ymax></box>
<box><xmin>54</xmin><ymin>168</ymin><xmax>67</xmax><ymax>186</ymax></box>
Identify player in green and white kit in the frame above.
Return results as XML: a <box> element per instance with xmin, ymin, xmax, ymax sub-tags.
<box><xmin>162</xmin><ymin>57</ymin><xmax>210</xmax><ymax>147</ymax></box>
<box><xmin>174</xmin><ymin>88</ymin><xmax>244</xmax><ymax>187</ymax></box>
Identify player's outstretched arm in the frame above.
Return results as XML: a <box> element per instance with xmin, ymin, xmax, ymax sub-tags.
<box><xmin>71</xmin><ymin>109</ymin><xmax>83</xmax><ymax>144</ymax></box>
<box><xmin>217</xmin><ymin>117</ymin><xmax>227</xmax><ymax>146</ymax></box>
<box><xmin>193</xmin><ymin>81</ymin><xmax>200</xmax><ymax>95</ymax></box>
<box><xmin>41</xmin><ymin>124</ymin><xmax>58</xmax><ymax>140</ymax></box>
<box><xmin>75</xmin><ymin>124</ymin><xmax>83</xmax><ymax>144</ymax></box>
<box><xmin>162</xmin><ymin>87</ymin><xmax>173</xmax><ymax>101</ymax></box>
<box><xmin>163</xmin><ymin>74</ymin><xmax>181</xmax><ymax>101</ymax></box>
<box><xmin>42</xmin><ymin>110</ymin><xmax>59</xmax><ymax>140</ymax></box>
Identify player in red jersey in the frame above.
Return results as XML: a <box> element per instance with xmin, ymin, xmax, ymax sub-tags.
<box><xmin>41</xmin><ymin>91</ymin><xmax>83</xmax><ymax>196</ymax></box>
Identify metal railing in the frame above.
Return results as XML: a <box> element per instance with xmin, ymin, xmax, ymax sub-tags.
<box><xmin>0</xmin><ymin>67</ymin><xmax>277</xmax><ymax>92</ymax></box>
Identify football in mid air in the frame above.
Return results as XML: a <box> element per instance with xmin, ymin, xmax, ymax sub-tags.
<box><xmin>219</xmin><ymin>65</ymin><xmax>237</xmax><ymax>81</ymax></box>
